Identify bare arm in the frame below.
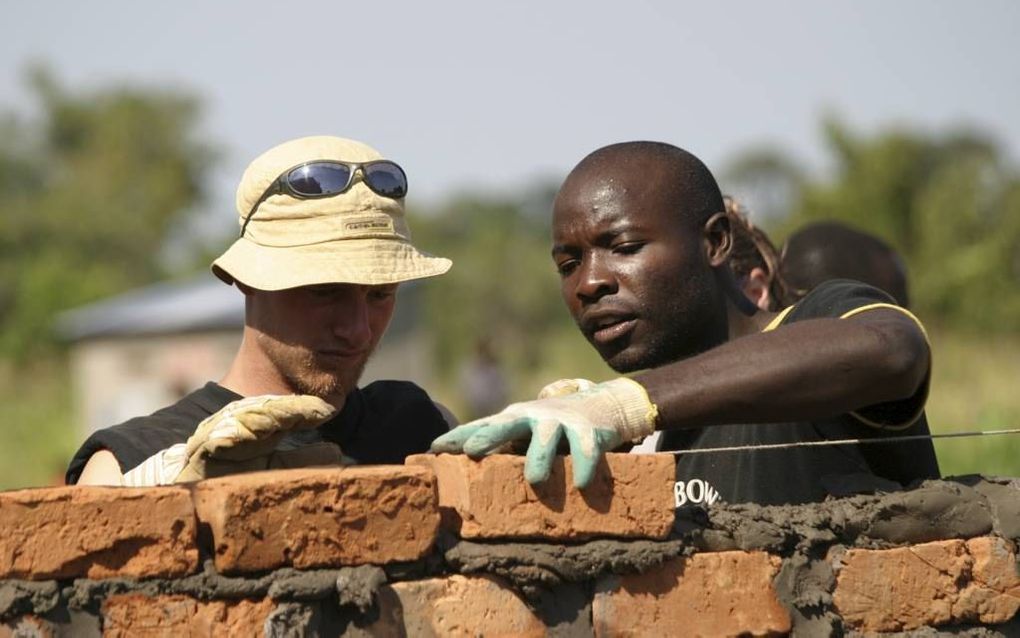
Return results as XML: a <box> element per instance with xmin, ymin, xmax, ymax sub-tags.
<box><xmin>637</xmin><ymin>308</ymin><xmax>930</xmax><ymax>430</ymax></box>
<box><xmin>75</xmin><ymin>449</ymin><xmax>123</xmax><ymax>486</ymax></box>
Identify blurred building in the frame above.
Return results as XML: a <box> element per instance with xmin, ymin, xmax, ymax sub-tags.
<box><xmin>56</xmin><ymin>277</ymin><xmax>435</xmax><ymax>437</ymax></box>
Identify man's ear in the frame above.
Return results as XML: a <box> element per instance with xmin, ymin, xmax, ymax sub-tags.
<box><xmin>703</xmin><ymin>212</ymin><xmax>733</xmax><ymax>267</ymax></box>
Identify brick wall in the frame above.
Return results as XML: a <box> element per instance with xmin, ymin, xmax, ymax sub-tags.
<box><xmin>1</xmin><ymin>455</ymin><xmax>1018</xmax><ymax>636</ymax></box>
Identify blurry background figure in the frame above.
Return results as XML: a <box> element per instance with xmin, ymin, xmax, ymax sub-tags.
<box><xmin>779</xmin><ymin>221</ymin><xmax>910</xmax><ymax>307</ymax></box>
<box><xmin>459</xmin><ymin>337</ymin><xmax>509</xmax><ymax>421</ymax></box>
<box><xmin>725</xmin><ymin>196</ymin><xmax>785</xmax><ymax>312</ymax></box>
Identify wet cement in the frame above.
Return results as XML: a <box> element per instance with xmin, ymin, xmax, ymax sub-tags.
<box><xmin>442</xmin><ymin>535</ymin><xmax>684</xmax><ymax>597</ymax></box>
<box><xmin>675</xmin><ymin>477</ymin><xmax>1012</xmax><ymax>554</ymax></box>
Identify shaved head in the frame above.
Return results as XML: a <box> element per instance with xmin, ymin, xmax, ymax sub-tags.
<box><xmin>552</xmin><ymin>141</ymin><xmax>735</xmax><ymax>370</ymax></box>
<box><xmin>559</xmin><ymin>141</ymin><xmax>725</xmax><ymax>230</ymax></box>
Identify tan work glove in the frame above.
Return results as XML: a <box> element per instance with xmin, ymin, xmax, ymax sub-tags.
<box><xmin>537</xmin><ymin>378</ymin><xmax>599</xmax><ymax>399</ymax></box>
<box><xmin>431</xmin><ymin>378</ymin><xmax>658</xmax><ymax>489</ymax></box>
<box><xmin>122</xmin><ymin>395</ymin><xmax>338</xmax><ymax>486</ymax></box>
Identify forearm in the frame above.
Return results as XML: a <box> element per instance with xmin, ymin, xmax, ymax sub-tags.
<box><xmin>636</xmin><ymin>314</ymin><xmax>930</xmax><ymax>430</ymax></box>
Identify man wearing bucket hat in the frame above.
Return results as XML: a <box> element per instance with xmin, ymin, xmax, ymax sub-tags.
<box><xmin>68</xmin><ymin>136</ymin><xmax>453</xmax><ymax>486</ymax></box>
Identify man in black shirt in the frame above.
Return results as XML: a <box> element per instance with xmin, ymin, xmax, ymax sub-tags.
<box><xmin>70</xmin><ymin>136</ymin><xmax>452</xmax><ymax>485</ymax></box>
<box><xmin>432</xmin><ymin>141</ymin><xmax>938</xmax><ymax>506</ymax></box>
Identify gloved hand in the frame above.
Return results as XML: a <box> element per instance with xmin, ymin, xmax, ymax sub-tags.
<box><xmin>536</xmin><ymin>377</ymin><xmax>599</xmax><ymax>399</ymax></box>
<box><xmin>430</xmin><ymin>378</ymin><xmax>658</xmax><ymax>489</ymax></box>
<box><xmin>122</xmin><ymin>394</ymin><xmax>338</xmax><ymax>486</ymax></box>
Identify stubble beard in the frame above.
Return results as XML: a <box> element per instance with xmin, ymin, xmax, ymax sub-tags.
<box><xmin>257</xmin><ymin>334</ymin><xmax>370</xmax><ymax>401</ymax></box>
<box><xmin>601</xmin><ymin>280</ymin><xmax>723</xmax><ymax>374</ymax></box>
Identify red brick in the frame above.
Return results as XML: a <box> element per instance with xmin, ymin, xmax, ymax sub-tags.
<box><xmin>833</xmin><ymin>540</ymin><xmax>970</xmax><ymax>632</ymax></box>
<box><xmin>406</xmin><ymin>453</ymin><xmax>674</xmax><ymax>540</ymax></box>
<box><xmin>369</xmin><ymin>575</ymin><xmax>546</xmax><ymax>636</ymax></box>
<box><xmin>0</xmin><ymin>486</ymin><xmax>197</xmax><ymax>580</ymax></box>
<box><xmin>192</xmin><ymin>466</ymin><xmax>438</xmax><ymax>573</ymax></box>
<box><xmin>955</xmin><ymin>537</ymin><xmax>1020</xmax><ymax>624</ymax></box>
<box><xmin>593</xmin><ymin>551</ymin><xmax>790</xmax><ymax>637</ymax></box>
<box><xmin>102</xmin><ymin>594</ymin><xmax>273</xmax><ymax>637</ymax></box>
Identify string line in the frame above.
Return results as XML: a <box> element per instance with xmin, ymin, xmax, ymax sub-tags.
<box><xmin>664</xmin><ymin>427</ymin><xmax>1020</xmax><ymax>456</ymax></box>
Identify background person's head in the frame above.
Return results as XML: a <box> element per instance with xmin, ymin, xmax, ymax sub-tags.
<box><xmin>724</xmin><ymin>196</ymin><xmax>783</xmax><ymax>312</ymax></box>
<box><xmin>552</xmin><ymin>141</ymin><xmax>737</xmax><ymax>373</ymax></box>
<box><xmin>214</xmin><ymin>136</ymin><xmax>451</xmax><ymax>401</ymax></box>
<box><xmin>779</xmin><ymin>221</ymin><xmax>910</xmax><ymax>307</ymax></box>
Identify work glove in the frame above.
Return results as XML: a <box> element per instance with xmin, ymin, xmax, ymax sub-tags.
<box><xmin>536</xmin><ymin>377</ymin><xmax>599</xmax><ymax>399</ymax></box>
<box><xmin>122</xmin><ymin>394</ymin><xmax>338</xmax><ymax>486</ymax></box>
<box><xmin>430</xmin><ymin>378</ymin><xmax>658</xmax><ymax>489</ymax></box>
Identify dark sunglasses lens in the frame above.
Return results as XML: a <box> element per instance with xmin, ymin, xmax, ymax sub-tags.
<box><xmin>364</xmin><ymin>163</ymin><xmax>408</xmax><ymax>198</ymax></box>
<box><xmin>287</xmin><ymin>164</ymin><xmax>352</xmax><ymax>196</ymax></box>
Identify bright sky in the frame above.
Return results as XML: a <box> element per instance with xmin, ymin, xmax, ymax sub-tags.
<box><xmin>3</xmin><ymin>1</ymin><xmax>1018</xmax><ymax>226</ymax></box>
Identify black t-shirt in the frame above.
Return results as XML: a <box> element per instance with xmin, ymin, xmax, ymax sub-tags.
<box><xmin>660</xmin><ymin>279</ymin><xmax>940</xmax><ymax>507</ymax></box>
<box><xmin>66</xmin><ymin>380</ymin><xmax>450</xmax><ymax>484</ymax></box>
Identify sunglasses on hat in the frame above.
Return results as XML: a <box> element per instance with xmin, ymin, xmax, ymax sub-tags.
<box><xmin>240</xmin><ymin>160</ymin><xmax>408</xmax><ymax>237</ymax></box>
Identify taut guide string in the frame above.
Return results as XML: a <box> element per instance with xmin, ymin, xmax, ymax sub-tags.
<box><xmin>663</xmin><ymin>427</ymin><xmax>1020</xmax><ymax>456</ymax></box>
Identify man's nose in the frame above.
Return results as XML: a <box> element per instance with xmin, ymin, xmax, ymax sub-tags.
<box><xmin>331</xmin><ymin>289</ymin><xmax>373</xmax><ymax>348</ymax></box>
<box><xmin>575</xmin><ymin>254</ymin><xmax>617</xmax><ymax>303</ymax></box>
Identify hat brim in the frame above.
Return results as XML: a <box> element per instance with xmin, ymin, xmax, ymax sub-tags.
<box><xmin>212</xmin><ymin>237</ymin><xmax>452</xmax><ymax>290</ymax></box>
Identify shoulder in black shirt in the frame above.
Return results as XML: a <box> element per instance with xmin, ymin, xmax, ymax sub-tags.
<box><xmin>65</xmin><ymin>381</ymin><xmax>449</xmax><ymax>484</ymax></box>
<box><xmin>661</xmin><ymin>279</ymin><xmax>940</xmax><ymax>506</ymax></box>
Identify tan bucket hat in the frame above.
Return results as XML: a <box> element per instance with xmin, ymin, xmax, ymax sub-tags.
<box><xmin>212</xmin><ymin>136</ymin><xmax>451</xmax><ymax>290</ymax></box>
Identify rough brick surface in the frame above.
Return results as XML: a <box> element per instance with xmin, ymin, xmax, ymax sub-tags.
<box><xmin>0</xmin><ymin>486</ymin><xmax>197</xmax><ymax>581</ymax></box>
<box><xmin>192</xmin><ymin>466</ymin><xmax>438</xmax><ymax>573</ymax></box>
<box><xmin>957</xmin><ymin>536</ymin><xmax>1020</xmax><ymax>624</ymax></box>
<box><xmin>406</xmin><ymin>453</ymin><xmax>674</xmax><ymax>540</ymax></box>
<box><xmin>102</xmin><ymin>594</ymin><xmax>273</xmax><ymax>637</ymax></box>
<box><xmin>592</xmin><ymin>551</ymin><xmax>790</xmax><ymax>637</ymax></box>
<box><xmin>834</xmin><ymin>540</ymin><xmax>969</xmax><ymax>631</ymax></box>
<box><xmin>369</xmin><ymin>575</ymin><xmax>546</xmax><ymax>637</ymax></box>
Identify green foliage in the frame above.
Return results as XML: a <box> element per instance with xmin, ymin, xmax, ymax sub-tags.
<box><xmin>728</xmin><ymin>117</ymin><xmax>1020</xmax><ymax>333</ymax></box>
<box><xmin>925</xmin><ymin>329</ymin><xmax>1020</xmax><ymax>477</ymax></box>
<box><xmin>411</xmin><ymin>187</ymin><xmax>588</xmax><ymax>396</ymax></box>
<box><xmin>0</xmin><ymin>68</ymin><xmax>214</xmax><ymax>359</ymax></box>
<box><xmin>0</xmin><ymin>358</ymin><xmax>77</xmax><ymax>488</ymax></box>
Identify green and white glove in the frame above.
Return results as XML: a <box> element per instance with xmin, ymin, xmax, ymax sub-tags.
<box><xmin>122</xmin><ymin>394</ymin><xmax>338</xmax><ymax>486</ymax></box>
<box><xmin>430</xmin><ymin>378</ymin><xmax>658</xmax><ymax>489</ymax></box>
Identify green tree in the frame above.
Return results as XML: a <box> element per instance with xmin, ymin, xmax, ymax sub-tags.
<box><xmin>412</xmin><ymin>188</ymin><xmax>568</xmax><ymax>378</ymax></box>
<box><xmin>720</xmin><ymin>146</ymin><xmax>805</xmax><ymax>221</ymax></box>
<box><xmin>784</xmin><ymin>118</ymin><xmax>1020</xmax><ymax>331</ymax></box>
<box><xmin>0</xmin><ymin>68</ymin><xmax>215</xmax><ymax>358</ymax></box>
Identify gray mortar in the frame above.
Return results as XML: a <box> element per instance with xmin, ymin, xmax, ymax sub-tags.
<box><xmin>676</xmin><ymin>478</ymin><xmax>1014</xmax><ymax>554</ymax></box>
<box><xmin>773</xmin><ymin>552</ymin><xmax>841</xmax><ymax>636</ymax></box>
<box><xmin>264</xmin><ymin>599</ymin><xmax>383</xmax><ymax>638</ymax></box>
<box><xmin>955</xmin><ymin>475</ymin><xmax>1020</xmax><ymax>541</ymax></box>
<box><xmin>0</xmin><ymin>580</ymin><xmax>60</xmax><ymax>620</ymax></box>
<box><xmin>335</xmin><ymin>565</ymin><xmax>386</xmax><ymax>612</ymax></box>
<box><xmin>442</xmin><ymin>536</ymin><xmax>684</xmax><ymax>598</ymax></box>
<box><xmin>529</xmin><ymin>583</ymin><xmax>594</xmax><ymax>637</ymax></box>
<box><xmin>266</xmin><ymin>569</ymin><xmax>344</xmax><ymax>601</ymax></box>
